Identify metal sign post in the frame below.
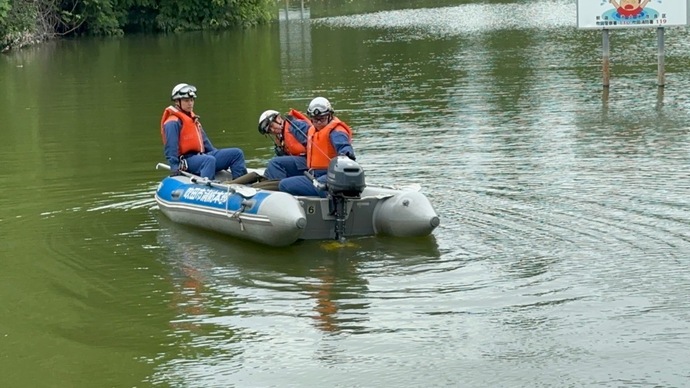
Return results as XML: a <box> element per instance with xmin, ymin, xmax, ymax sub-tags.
<box><xmin>657</xmin><ymin>27</ymin><xmax>665</xmax><ymax>87</ymax></box>
<box><xmin>602</xmin><ymin>29</ymin><xmax>610</xmax><ymax>88</ymax></box>
<box><xmin>577</xmin><ymin>0</ymin><xmax>687</xmax><ymax>88</ymax></box>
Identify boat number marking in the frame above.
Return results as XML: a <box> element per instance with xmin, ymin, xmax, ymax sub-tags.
<box><xmin>307</xmin><ymin>205</ymin><xmax>315</xmax><ymax>214</ymax></box>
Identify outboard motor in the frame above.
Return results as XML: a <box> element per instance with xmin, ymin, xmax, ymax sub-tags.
<box><xmin>326</xmin><ymin>156</ymin><xmax>366</xmax><ymax>242</ymax></box>
<box><xmin>327</xmin><ymin>156</ymin><xmax>366</xmax><ymax>198</ymax></box>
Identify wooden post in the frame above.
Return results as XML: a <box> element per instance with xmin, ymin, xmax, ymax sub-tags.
<box><xmin>657</xmin><ymin>27</ymin><xmax>665</xmax><ymax>87</ymax></box>
<box><xmin>602</xmin><ymin>29</ymin><xmax>610</xmax><ymax>88</ymax></box>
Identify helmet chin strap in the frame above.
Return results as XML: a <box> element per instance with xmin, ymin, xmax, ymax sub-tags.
<box><xmin>175</xmin><ymin>100</ymin><xmax>193</xmax><ymax>115</ymax></box>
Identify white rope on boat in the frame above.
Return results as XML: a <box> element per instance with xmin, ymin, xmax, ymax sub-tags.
<box><xmin>224</xmin><ymin>184</ymin><xmax>245</xmax><ymax>231</ymax></box>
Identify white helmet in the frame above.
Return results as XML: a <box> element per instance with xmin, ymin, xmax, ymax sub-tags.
<box><xmin>307</xmin><ymin>97</ymin><xmax>333</xmax><ymax>117</ymax></box>
<box><xmin>171</xmin><ymin>83</ymin><xmax>197</xmax><ymax>100</ymax></box>
<box><xmin>258</xmin><ymin>110</ymin><xmax>280</xmax><ymax>134</ymax></box>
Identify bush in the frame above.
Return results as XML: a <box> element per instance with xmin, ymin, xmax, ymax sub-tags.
<box><xmin>0</xmin><ymin>0</ymin><xmax>43</xmax><ymax>52</ymax></box>
<box><xmin>1</xmin><ymin>0</ymin><xmax>276</xmax><ymax>51</ymax></box>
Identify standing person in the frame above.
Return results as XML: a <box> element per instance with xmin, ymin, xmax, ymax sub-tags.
<box><xmin>258</xmin><ymin>109</ymin><xmax>311</xmax><ymax>180</ymax></box>
<box><xmin>161</xmin><ymin>83</ymin><xmax>247</xmax><ymax>180</ymax></box>
<box><xmin>278</xmin><ymin>97</ymin><xmax>356</xmax><ymax>197</ymax></box>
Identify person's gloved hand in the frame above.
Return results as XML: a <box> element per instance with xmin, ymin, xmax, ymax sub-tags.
<box><xmin>344</xmin><ymin>152</ymin><xmax>356</xmax><ymax>161</ymax></box>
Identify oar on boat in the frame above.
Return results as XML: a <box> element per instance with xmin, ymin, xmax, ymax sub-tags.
<box><xmin>155</xmin><ymin>163</ymin><xmax>257</xmax><ymax>198</ymax></box>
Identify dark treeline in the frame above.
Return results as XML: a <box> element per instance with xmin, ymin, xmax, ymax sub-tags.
<box><xmin>0</xmin><ymin>0</ymin><xmax>274</xmax><ymax>51</ymax></box>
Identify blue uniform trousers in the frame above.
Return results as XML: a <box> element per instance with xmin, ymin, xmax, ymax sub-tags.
<box><xmin>278</xmin><ymin>169</ymin><xmax>328</xmax><ymax>197</ymax></box>
<box><xmin>264</xmin><ymin>156</ymin><xmax>308</xmax><ymax>180</ymax></box>
<box><xmin>185</xmin><ymin>148</ymin><xmax>247</xmax><ymax>179</ymax></box>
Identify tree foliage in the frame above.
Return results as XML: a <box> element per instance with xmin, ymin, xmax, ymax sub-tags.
<box><xmin>1</xmin><ymin>0</ymin><xmax>275</xmax><ymax>51</ymax></box>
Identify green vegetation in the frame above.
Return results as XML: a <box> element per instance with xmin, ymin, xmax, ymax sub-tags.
<box><xmin>0</xmin><ymin>0</ymin><xmax>275</xmax><ymax>52</ymax></box>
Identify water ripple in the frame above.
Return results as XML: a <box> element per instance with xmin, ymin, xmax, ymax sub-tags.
<box><xmin>317</xmin><ymin>1</ymin><xmax>576</xmax><ymax>36</ymax></box>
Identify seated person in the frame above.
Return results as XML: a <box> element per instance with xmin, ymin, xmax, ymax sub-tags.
<box><xmin>161</xmin><ymin>83</ymin><xmax>247</xmax><ymax>180</ymax></box>
<box><xmin>258</xmin><ymin>109</ymin><xmax>311</xmax><ymax>180</ymax></box>
<box><xmin>278</xmin><ymin>97</ymin><xmax>356</xmax><ymax>197</ymax></box>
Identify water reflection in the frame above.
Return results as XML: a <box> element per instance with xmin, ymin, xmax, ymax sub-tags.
<box><xmin>279</xmin><ymin>0</ymin><xmax>311</xmax><ymax>94</ymax></box>
<box><xmin>279</xmin><ymin>0</ymin><xmax>308</xmax><ymax>21</ymax></box>
<box><xmin>150</xmin><ymin>212</ymin><xmax>442</xmax><ymax>384</ymax></box>
<box><xmin>154</xmin><ymin>213</ymin><xmax>443</xmax><ymax>337</ymax></box>
<box><xmin>316</xmin><ymin>1</ymin><xmax>576</xmax><ymax>34</ymax></box>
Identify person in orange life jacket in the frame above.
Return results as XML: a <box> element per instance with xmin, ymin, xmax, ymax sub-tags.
<box><xmin>161</xmin><ymin>83</ymin><xmax>247</xmax><ymax>179</ymax></box>
<box><xmin>278</xmin><ymin>97</ymin><xmax>356</xmax><ymax>197</ymax></box>
<box><xmin>257</xmin><ymin>109</ymin><xmax>310</xmax><ymax>180</ymax></box>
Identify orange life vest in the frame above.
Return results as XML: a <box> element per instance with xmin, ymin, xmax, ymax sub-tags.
<box><xmin>306</xmin><ymin>117</ymin><xmax>353</xmax><ymax>170</ymax></box>
<box><xmin>289</xmin><ymin>108</ymin><xmax>312</xmax><ymax>125</ymax></box>
<box><xmin>160</xmin><ymin>106</ymin><xmax>205</xmax><ymax>155</ymax></box>
<box><xmin>281</xmin><ymin>109</ymin><xmax>309</xmax><ymax>156</ymax></box>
